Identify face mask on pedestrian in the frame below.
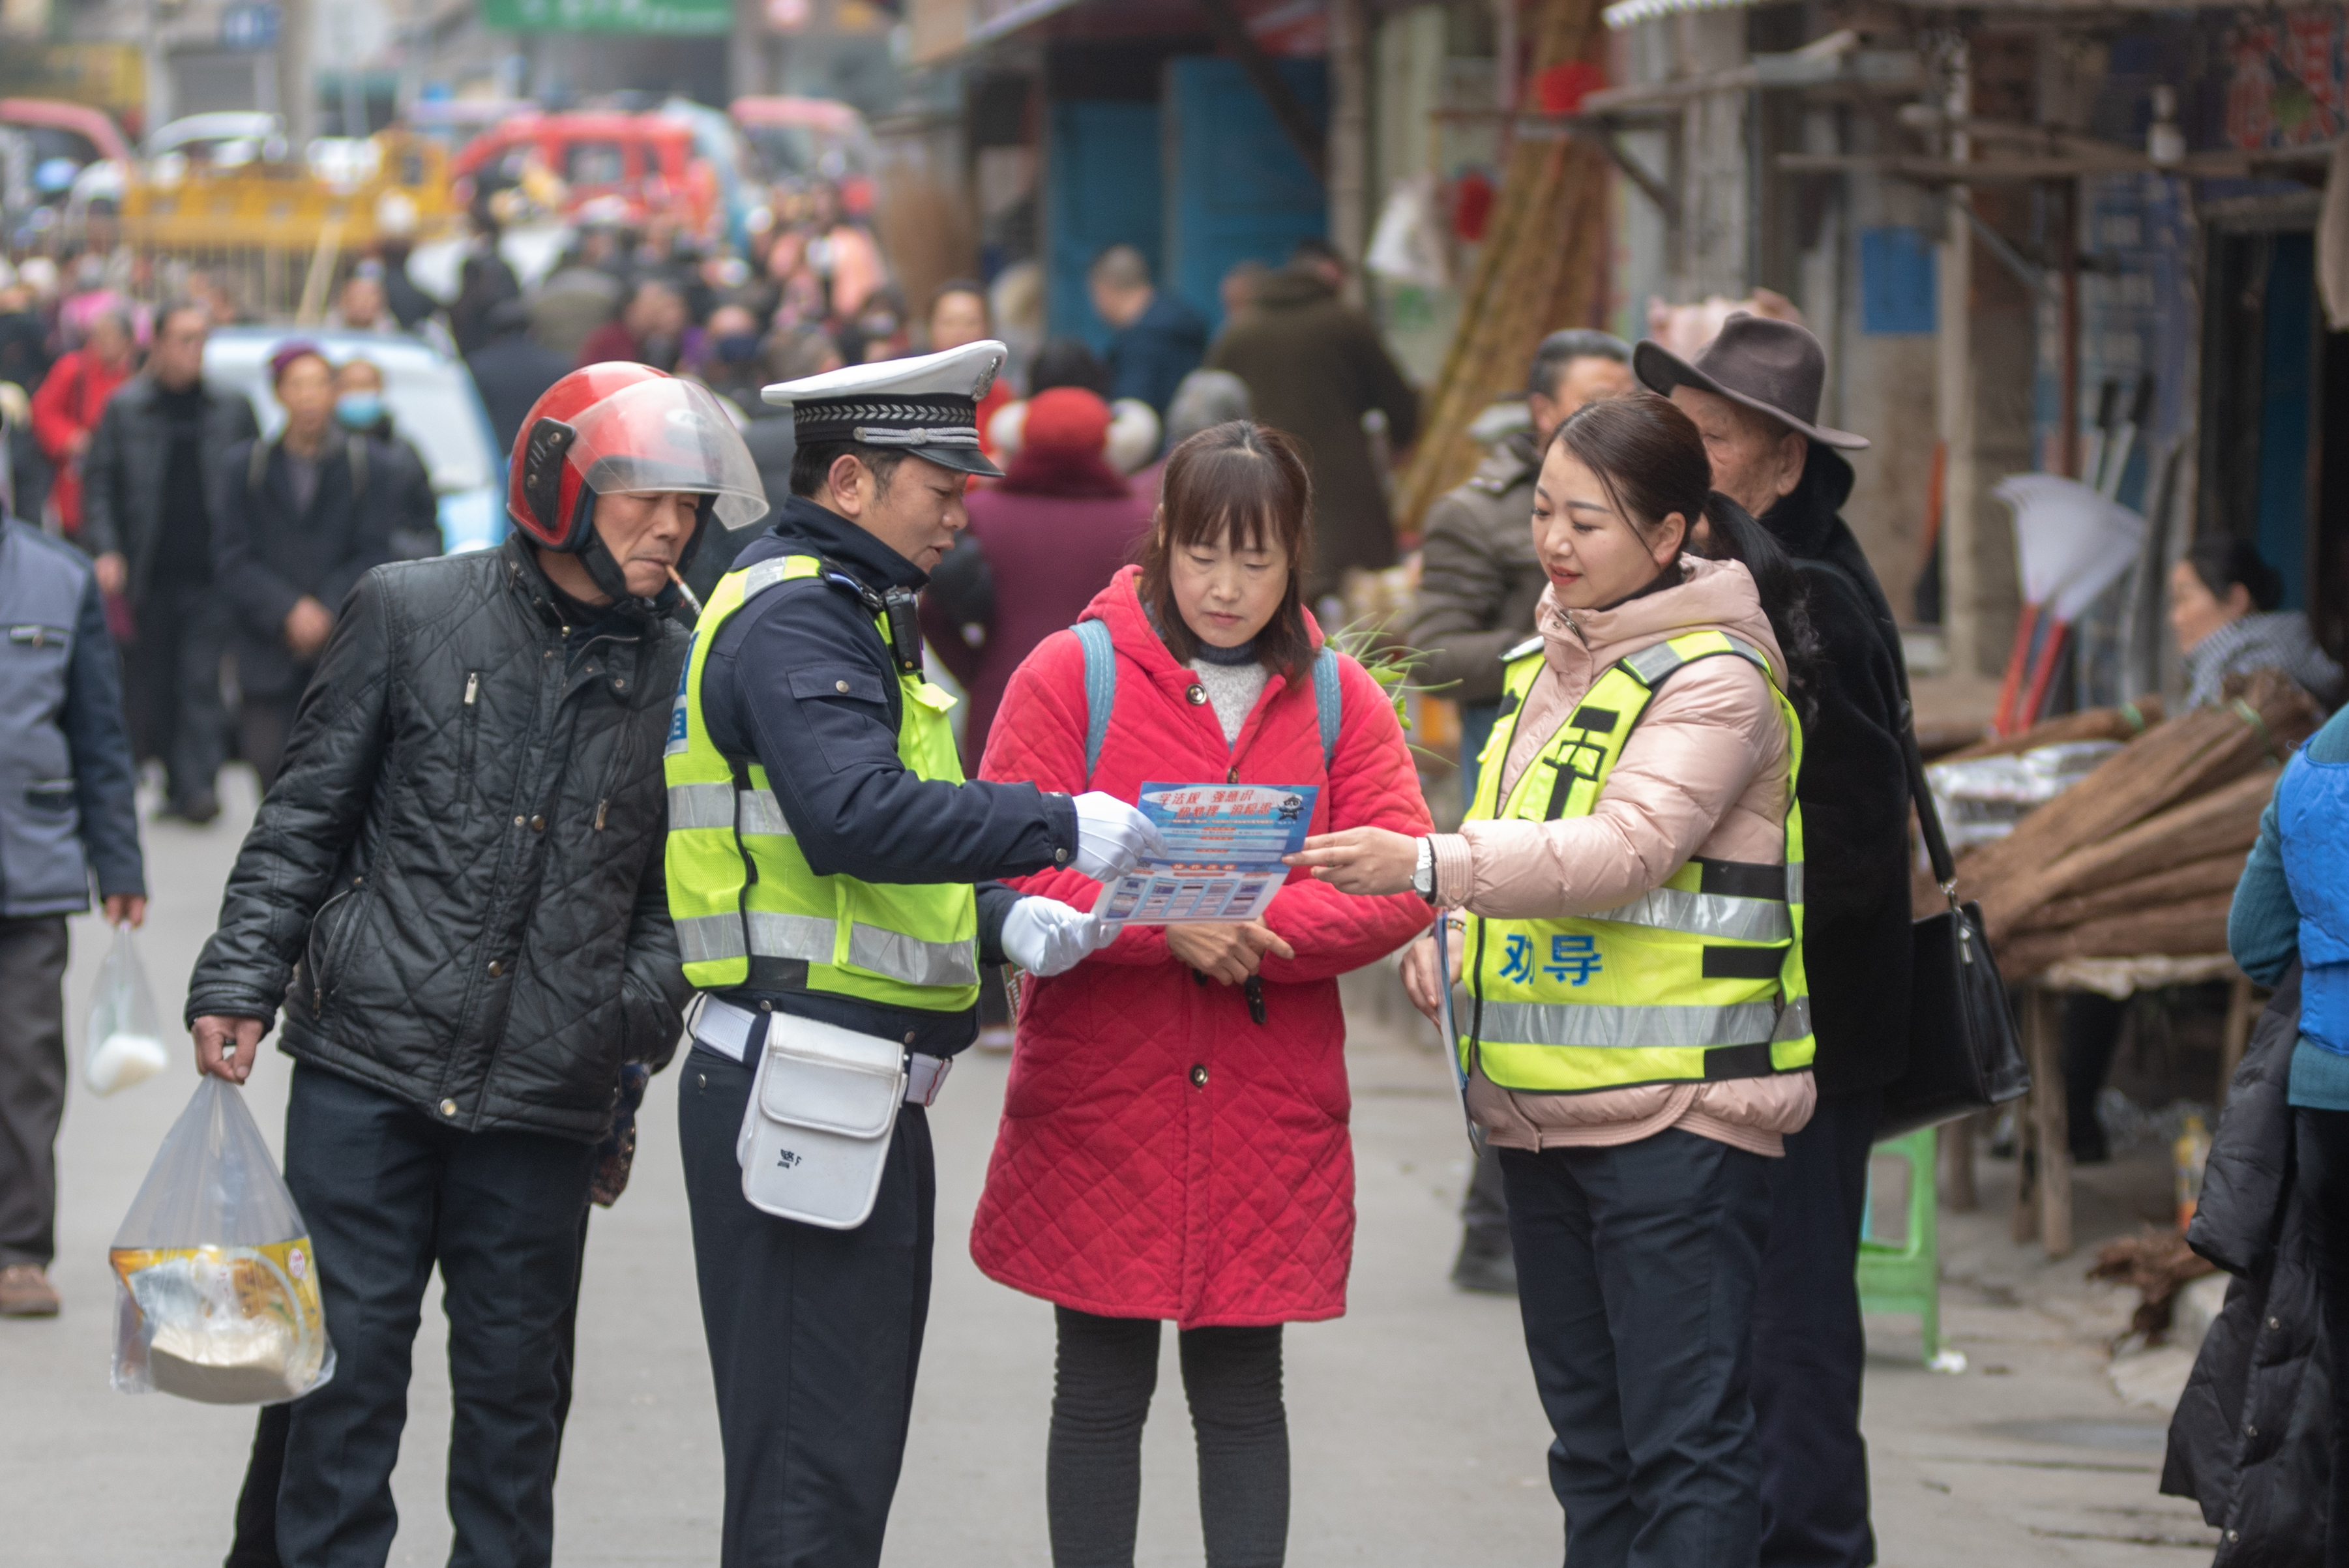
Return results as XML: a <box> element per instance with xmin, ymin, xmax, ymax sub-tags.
<box><xmin>334</xmin><ymin>391</ymin><xmax>384</xmax><ymax>431</ymax></box>
<box><xmin>713</xmin><ymin>332</ymin><xmax>759</xmax><ymax>364</ymax></box>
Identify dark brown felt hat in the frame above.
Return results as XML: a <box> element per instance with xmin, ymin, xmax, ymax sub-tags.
<box><xmin>1632</xmin><ymin>313</ymin><xmax>1869</xmax><ymax>451</ymax></box>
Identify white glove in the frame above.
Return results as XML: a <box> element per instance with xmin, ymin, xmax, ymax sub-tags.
<box><xmin>1070</xmin><ymin>791</ymin><xmax>1162</xmax><ymax>881</ymax></box>
<box><xmin>1001</xmin><ymin>897</ymin><xmax>1121</xmax><ymax>977</ymax></box>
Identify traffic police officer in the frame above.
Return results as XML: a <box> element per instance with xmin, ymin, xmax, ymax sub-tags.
<box><xmin>666</xmin><ymin>338</ymin><xmax>1159</xmax><ymax>1568</ymax></box>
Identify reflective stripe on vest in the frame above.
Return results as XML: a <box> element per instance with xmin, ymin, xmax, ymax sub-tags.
<box><xmin>662</xmin><ymin>554</ymin><xmax>980</xmax><ymax>1009</ymax></box>
<box><xmin>1460</xmin><ymin>629</ymin><xmax>1814</xmax><ymax>1093</ymax></box>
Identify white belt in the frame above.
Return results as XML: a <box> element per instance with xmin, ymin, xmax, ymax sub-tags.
<box><xmin>693</xmin><ymin>996</ymin><xmax>952</xmax><ymax>1106</ymax></box>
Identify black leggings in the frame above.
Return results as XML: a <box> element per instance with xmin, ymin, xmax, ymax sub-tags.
<box><xmin>1047</xmin><ymin>1305</ymin><xmax>1288</xmax><ymax>1568</ymax></box>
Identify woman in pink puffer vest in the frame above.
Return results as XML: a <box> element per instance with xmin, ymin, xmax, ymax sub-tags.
<box><xmin>1294</xmin><ymin>392</ymin><xmax>1821</xmax><ymax>1568</ymax></box>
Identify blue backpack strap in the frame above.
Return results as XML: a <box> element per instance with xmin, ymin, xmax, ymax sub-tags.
<box><xmin>1073</xmin><ymin>619</ymin><xmax>1117</xmax><ymax>782</ymax></box>
<box><xmin>1312</xmin><ymin>645</ymin><xmax>1343</xmax><ymax>769</ymax></box>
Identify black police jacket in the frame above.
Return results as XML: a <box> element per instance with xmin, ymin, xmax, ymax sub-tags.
<box><xmin>2163</xmin><ymin>966</ymin><xmax>2331</xmax><ymax>1566</ymax></box>
<box><xmin>698</xmin><ymin>496</ymin><xmax>1079</xmax><ymax>1056</ymax></box>
<box><xmin>186</xmin><ymin>535</ymin><xmax>692</xmax><ymax>1141</ymax></box>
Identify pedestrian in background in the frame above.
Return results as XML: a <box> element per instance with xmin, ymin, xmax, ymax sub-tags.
<box><xmin>324</xmin><ymin>270</ymin><xmax>397</xmax><ymax>336</ymax></box>
<box><xmin>79</xmin><ymin>301</ymin><xmax>259</xmax><ymax>823</ymax></box>
<box><xmin>183</xmin><ymin>363</ymin><xmax>715</xmax><ymax>1568</ymax></box>
<box><xmin>973</xmin><ymin>421</ymin><xmax>1432</xmax><ymax>1568</ymax></box>
<box><xmin>1207</xmin><ymin>239</ymin><xmax>1419</xmax><ymax>604</ymax></box>
<box><xmin>1087</xmin><ymin>244</ymin><xmax>1206</xmax><ymax>419</ymax></box>
<box><xmin>210</xmin><ymin>343</ymin><xmax>397</xmax><ymax>793</ymax></box>
<box><xmin>919</xmin><ymin>385</ymin><xmax>1156</xmax><ymax>773</ymax></box>
<box><xmin>2173</xmin><ymin>537</ymin><xmax>2344</xmax><ymax>715</ymax></box>
<box><xmin>0</xmin><ymin>509</ymin><xmax>145</xmax><ymax>1319</ymax></box>
<box><xmin>467</xmin><ymin>296</ymin><xmax>572</xmax><ymax>455</ymax></box>
<box><xmin>1407</xmin><ymin>325</ymin><xmax>1633</xmax><ymax>1296</ymax></box>
<box><xmin>578</xmin><ymin>277</ymin><xmax>696</xmax><ymax>372</ymax></box>
<box><xmin>1291</xmin><ymin>393</ymin><xmax>1820</xmax><ymax>1568</ymax></box>
<box><xmin>1636</xmin><ymin>314</ymin><xmax>1906</xmax><ymax>1568</ymax></box>
<box><xmin>928</xmin><ymin>279</ymin><xmax>1014</xmax><ymax>456</ymax></box>
<box><xmin>331</xmin><ymin>355</ymin><xmax>441</xmax><ymax>560</ymax></box>
<box><xmin>28</xmin><ymin>305</ymin><xmax>134</xmax><ymax>542</ymax></box>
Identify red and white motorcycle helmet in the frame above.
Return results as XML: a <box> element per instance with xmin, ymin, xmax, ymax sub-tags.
<box><xmin>507</xmin><ymin>363</ymin><xmax>766</xmax><ymax>553</ymax></box>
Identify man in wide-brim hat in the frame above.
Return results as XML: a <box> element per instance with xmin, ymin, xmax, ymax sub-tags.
<box><xmin>1638</xmin><ymin>313</ymin><xmax>1913</xmax><ymax>1568</ymax></box>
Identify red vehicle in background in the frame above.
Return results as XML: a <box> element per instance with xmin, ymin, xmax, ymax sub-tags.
<box><xmin>449</xmin><ymin>112</ymin><xmax>717</xmax><ymax>235</ymax></box>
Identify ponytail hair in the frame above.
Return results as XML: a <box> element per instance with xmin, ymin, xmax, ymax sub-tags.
<box><xmin>1692</xmin><ymin>491</ymin><xmax>1823</xmax><ymax>718</ymax></box>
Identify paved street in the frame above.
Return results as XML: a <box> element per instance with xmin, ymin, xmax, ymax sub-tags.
<box><xmin>3</xmin><ymin>775</ymin><xmax>2219</xmax><ymax>1565</ymax></box>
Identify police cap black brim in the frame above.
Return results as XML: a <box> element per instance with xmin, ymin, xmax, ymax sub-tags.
<box><xmin>910</xmin><ymin>445</ymin><xmax>1004</xmax><ymax>479</ymax></box>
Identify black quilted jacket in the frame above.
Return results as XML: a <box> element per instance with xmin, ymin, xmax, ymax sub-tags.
<box><xmin>186</xmin><ymin>536</ymin><xmax>692</xmax><ymax>1141</ymax></box>
<box><xmin>2163</xmin><ymin>966</ymin><xmax>2331</xmax><ymax>1565</ymax></box>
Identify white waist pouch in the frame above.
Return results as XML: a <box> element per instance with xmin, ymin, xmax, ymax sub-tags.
<box><xmin>735</xmin><ymin>1016</ymin><xmax>907</xmax><ymax>1230</ymax></box>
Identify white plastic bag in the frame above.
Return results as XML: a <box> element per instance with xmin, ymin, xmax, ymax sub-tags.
<box><xmin>110</xmin><ymin>1078</ymin><xmax>335</xmax><ymax>1404</ymax></box>
<box><xmin>84</xmin><ymin>924</ymin><xmax>169</xmax><ymax>1095</ymax></box>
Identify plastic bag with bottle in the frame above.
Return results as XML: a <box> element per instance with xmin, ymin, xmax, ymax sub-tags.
<box><xmin>109</xmin><ymin>1077</ymin><xmax>335</xmax><ymax>1404</ymax></box>
<box><xmin>84</xmin><ymin>923</ymin><xmax>170</xmax><ymax>1095</ymax></box>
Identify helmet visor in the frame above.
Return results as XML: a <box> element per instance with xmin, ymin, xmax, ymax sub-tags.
<box><xmin>565</xmin><ymin>377</ymin><xmax>769</xmax><ymax>531</ymax></box>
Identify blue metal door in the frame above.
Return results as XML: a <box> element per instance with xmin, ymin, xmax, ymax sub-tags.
<box><xmin>1164</xmin><ymin>56</ymin><xmax>1327</xmax><ymax>337</ymax></box>
<box><xmin>1046</xmin><ymin>100</ymin><xmax>1164</xmax><ymax>353</ymax></box>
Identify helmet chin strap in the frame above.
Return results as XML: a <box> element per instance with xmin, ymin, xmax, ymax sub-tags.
<box><xmin>574</xmin><ymin>494</ymin><xmax>715</xmax><ymax>608</ymax></box>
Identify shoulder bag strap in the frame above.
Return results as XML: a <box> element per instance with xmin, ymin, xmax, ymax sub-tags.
<box><xmin>1312</xmin><ymin>645</ymin><xmax>1342</xmax><ymax>768</ymax></box>
<box><xmin>1898</xmin><ymin>702</ymin><xmax>1960</xmax><ymax>898</ymax></box>
<box><xmin>1074</xmin><ymin>618</ymin><xmax>1117</xmax><ymax>783</ymax></box>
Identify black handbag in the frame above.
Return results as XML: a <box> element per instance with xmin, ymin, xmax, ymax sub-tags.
<box><xmin>1876</xmin><ymin>711</ymin><xmax>2031</xmax><ymax>1139</ymax></box>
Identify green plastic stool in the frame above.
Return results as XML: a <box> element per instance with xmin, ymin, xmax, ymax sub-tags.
<box><xmin>1855</xmin><ymin>1127</ymin><xmax>1963</xmax><ymax>1371</ymax></box>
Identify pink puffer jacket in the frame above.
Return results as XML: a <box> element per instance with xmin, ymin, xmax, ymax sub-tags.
<box><xmin>1426</xmin><ymin>554</ymin><xmax>1817</xmax><ymax>1155</ymax></box>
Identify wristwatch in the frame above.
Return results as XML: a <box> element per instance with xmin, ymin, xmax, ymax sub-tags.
<box><xmin>1411</xmin><ymin>837</ymin><xmax>1436</xmax><ymax>903</ymax></box>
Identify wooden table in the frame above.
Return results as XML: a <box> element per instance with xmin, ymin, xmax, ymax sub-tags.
<box><xmin>2002</xmin><ymin>957</ymin><xmax>2254</xmax><ymax>1259</ymax></box>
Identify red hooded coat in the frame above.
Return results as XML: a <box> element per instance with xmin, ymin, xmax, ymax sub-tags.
<box><xmin>971</xmin><ymin>566</ymin><xmax>1432</xmax><ymax>1327</ymax></box>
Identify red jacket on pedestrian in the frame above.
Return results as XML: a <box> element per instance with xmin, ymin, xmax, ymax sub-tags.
<box><xmin>970</xmin><ymin>566</ymin><xmax>1433</xmax><ymax>1327</ymax></box>
<box><xmin>29</xmin><ymin>347</ymin><xmax>128</xmax><ymax>535</ymax></box>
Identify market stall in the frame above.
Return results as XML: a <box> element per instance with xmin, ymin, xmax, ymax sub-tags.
<box><xmin>1924</xmin><ymin>671</ymin><xmax>2320</xmax><ymax>1255</ymax></box>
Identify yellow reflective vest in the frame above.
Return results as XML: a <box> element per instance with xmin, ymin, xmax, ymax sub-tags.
<box><xmin>663</xmin><ymin>554</ymin><xmax>980</xmax><ymax>1012</ymax></box>
<box><xmin>1458</xmin><ymin>629</ymin><xmax>1813</xmax><ymax>1093</ymax></box>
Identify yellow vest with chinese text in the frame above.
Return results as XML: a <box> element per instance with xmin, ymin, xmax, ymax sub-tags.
<box><xmin>1458</xmin><ymin>629</ymin><xmax>1813</xmax><ymax>1092</ymax></box>
<box><xmin>662</xmin><ymin>554</ymin><xmax>980</xmax><ymax>1011</ymax></box>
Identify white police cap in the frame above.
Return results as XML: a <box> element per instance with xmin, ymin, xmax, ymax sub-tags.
<box><xmin>763</xmin><ymin>339</ymin><xmax>1008</xmax><ymax>479</ymax></box>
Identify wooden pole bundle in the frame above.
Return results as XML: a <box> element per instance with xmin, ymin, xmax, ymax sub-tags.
<box><xmin>1938</xmin><ymin>698</ymin><xmax>2164</xmax><ymax>763</ymax></box>
<box><xmin>1998</xmin><ymin>893</ymin><xmax>2237</xmax><ymax>981</ymax></box>
<box><xmin>1392</xmin><ymin>0</ymin><xmax>1611</xmax><ymax>533</ymax></box>
<box><xmin>1956</xmin><ymin>670</ymin><xmax>2316</xmax><ymax>926</ymax></box>
<box><xmin>1980</xmin><ymin>767</ymin><xmax>2276</xmax><ymax>941</ymax></box>
<box><xmin>2016</xmin><ymin>850</ymin><xmax>2254</xmax><ymax>935</ymax></box>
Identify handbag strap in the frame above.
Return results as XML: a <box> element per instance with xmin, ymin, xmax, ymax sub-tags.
<box><xmin>1897</xmin><ymin>702</ymin><xmax>1962</xmax><ymax>906</ymax></box>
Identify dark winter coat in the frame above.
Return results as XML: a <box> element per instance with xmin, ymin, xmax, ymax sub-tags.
<box><xmin>1106</xmin><ymin>291</ymin><xmax>1208</xmax><ymax>417</ymax></box>
<box><xmin>1205</xmin><ymin>267</ymin><xmax>1419</xmax><ymax>600</ymax></box>
<box><xmin>78</xmin><ymin>374</ymin><xmax>259</xmax><ymax>604</ymax></box>
<box><xmin>1761</xmin><ymin>447</ymin><xmax>1913</xmax><ymax>1095</ymax></box>
<box><xmin>2164</xmin><ymin>966</ymin><xmax>2331</xmax><ymax>1566</ymax></box>
<box><xmin>210</xmin><ymin>434</ymin><xmax>398</xmax><ymax>699</ymax></box>
<box><xmin>1406</xmin><ymin>428</ymin><xmax>1544</xmax><ymax>706</ymax></box>
<box><xmin>184</xmin><ymin>535</ymin><xmax>692</xmax><ymax>1141</ymax></box>
<box><xmin>466</xmin><ymin>329</ymin><xmax>574</xmax><ymax>455</ymax></box>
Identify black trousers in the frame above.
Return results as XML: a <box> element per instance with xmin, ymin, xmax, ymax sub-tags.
<box><xmin>122</xmin><ymin>580</ymin><xmax>231</xmax><ymax>808</ymax></box>
<box><xmin>679</xmin><ymin>1045</ymin><xmax>935</xmax><ymax>1568</ymax></box>
<box><xmin>225</xmin><ymin>1209</ymin><xmax>595</xmax><ymax>1568</ymax></box>
<box><xmin>1046</xmin><ymin>1306</ymin><xmax>1290</xmax><ymax>1568</ymax></box>
<box><xmin>0</xmin><ymin>917</ymin><xmax>69</xmax><ymax>1269</ymax></box>
<box><xmin>274</xmin><ymin>1063</ymin><xmax>595</xmax><ymax>1568</ymax></box>
<box><xmin>2297</xmin><ymin>1106</ymin><xmax>2349</xmax><ymax>1568</ymax></box>
<box><xmin>1752</xmin><ymin>1089</ymin><xmax>1881</xmax><ymax>1568</ymax></box>
<box><xmin>1461</xmin><ymin>1140</ymin><xmax>1510</xmax><ymax>1238</ymax></box>
<box><xmin>1502</xmin><ymin>1130</ymin><xmax>1773</xmax><ymax>1568</ymax></box>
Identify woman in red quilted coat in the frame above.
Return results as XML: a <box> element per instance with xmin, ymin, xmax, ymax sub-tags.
<box><xmin>973</xmin><ymin>421</ymin><xmax>1431</xmax><ymax>1568</ymax></box>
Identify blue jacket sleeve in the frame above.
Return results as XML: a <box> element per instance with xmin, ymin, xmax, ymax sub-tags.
<box><xmin>712</xmin><ymin>579</ymin><xmax>1078</xmax><ymax>885</ymax></box>
<box><xmin>2228</xmin><ymin>796</ymin><xmax>2297</xmax><ymax>988</ymax></box>
<box><xmin>65</xmin><ymin>570</ymin><xmax>144</xmax><ymax>899</ymax></box>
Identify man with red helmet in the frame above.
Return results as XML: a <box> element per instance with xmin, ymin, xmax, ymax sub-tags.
<box><xmin>183</xmin><ymin>363</ymin><xmax>756</xmax><ymax>1568</ymax></box>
